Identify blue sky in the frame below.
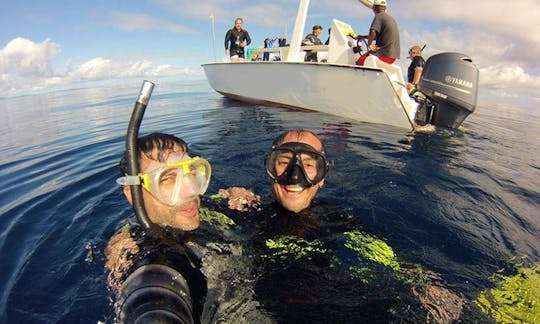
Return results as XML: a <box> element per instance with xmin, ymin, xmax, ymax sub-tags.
<box><xmin>1</xmin><ymin>0</ymin><xmax>539</xmax><ymax>109</ymax></box>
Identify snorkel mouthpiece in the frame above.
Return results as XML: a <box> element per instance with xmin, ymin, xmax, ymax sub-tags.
<box><xmin>126</xmin><ymin>80</ymin><xmax>157</xmax><ymax>233</ymax></box>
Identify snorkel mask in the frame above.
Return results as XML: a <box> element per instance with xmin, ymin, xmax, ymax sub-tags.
<box><xmin>265</xmin><ymin>142</ymin><xmax>329</xmax><ymax>187</ymax></box>
<box><xmin>117</xmin><ymin>152</ymin><xmax>211</xmax><ymax>207</ymax></box>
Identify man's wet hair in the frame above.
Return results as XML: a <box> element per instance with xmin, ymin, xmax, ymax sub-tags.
<box><xmin>119</xmin><ymin>132</ymin><xmax>188</xmax><ymax>175</ymax></box>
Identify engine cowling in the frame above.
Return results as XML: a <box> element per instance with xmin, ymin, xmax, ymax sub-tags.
<box><xmin>417</xmin><ymin>52</ymin><xmax>479</xmax><ymax>129</ymax></box>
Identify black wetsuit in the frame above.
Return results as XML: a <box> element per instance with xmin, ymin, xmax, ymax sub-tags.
<box><xmin>408</xmin><ymin>55</ymin><xmax>430</xmax><ymax>124</ymax></box>
<box><xmin>205</xmin><ymin>198</ymin><xmax>430</xmax><ymax>322</ymax></box>
<box><xmin>408</xmin><ymin>56</ymin><xmax>425</xmax><ymax>83</ymax></box>
<box><xmin>224</xmin><ymin>28</ymin><xmax>251</xmax><ymax>58</ymax></box>
<box><xmin>106</xmin><ymin>214</ymin><xmax>271</xmax><ymax>323</ymax></box>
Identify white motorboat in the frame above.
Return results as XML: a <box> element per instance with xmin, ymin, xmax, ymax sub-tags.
<box><xmin>202</xmin><ymin>0</ymin><xmax>479</xmax><ymax>130</ymax></box>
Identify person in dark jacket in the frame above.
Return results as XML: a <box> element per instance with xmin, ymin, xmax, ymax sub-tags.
<box><xmin>224</xmin><ymin>17</ymin><xmax>252</xmax><ymax>62</ymax></box>
<box><xmin>406</xmin><ymin>45</ymin><xmax>425</xmax><ymax>93</ymax></box>
<box><xmin>302</xmin><ymin>24</ymin><xmax>324</xmax><ymax>62</ymax></box>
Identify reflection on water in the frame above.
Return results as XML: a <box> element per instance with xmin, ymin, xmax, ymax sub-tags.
<box><xmin>0</xmin><ymin>80</ymin><xmax>538</xmax><ymax>322</ymax></box>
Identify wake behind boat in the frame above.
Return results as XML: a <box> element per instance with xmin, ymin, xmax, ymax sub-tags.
<box><xmin>202</xmin><ymin>0</ymin><xmax>479</xmax><ymax>130</ymax></box>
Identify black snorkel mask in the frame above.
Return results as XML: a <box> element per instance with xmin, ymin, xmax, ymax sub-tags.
<box><xmin>265</xmin><ymin>142</ymin><xmax>329</xmax><ymax>187</ymax></box>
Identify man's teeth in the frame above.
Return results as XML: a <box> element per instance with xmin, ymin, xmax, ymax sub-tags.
<box><xmin>286</xmin><ymin>186</ymin><xmax>303</xmax><ymax>192</ymax></box>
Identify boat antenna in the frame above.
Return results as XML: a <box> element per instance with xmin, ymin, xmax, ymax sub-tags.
<box><xmin>125</xmin><ymin>80</ymin><xmax>159</xmax><ymax>234</ymax></box>
<box><xmin>421</xmin><ymin>44</ymin><xmax>426</xmax><ymax>51</ymax></box>
<box><xmin>210</xmin><ymin>13</ymin><xmax>217</xmax><ymax>62</ymax></box>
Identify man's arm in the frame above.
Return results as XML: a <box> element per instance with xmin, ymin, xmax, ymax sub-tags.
<box><xmin>224</xmin><ymin>30</ymin><xmax>231</xmax><ymax>49</ymax></box>
<box><xmin>244</xmin><ymin>31</ymin><xmax>251</xmax><ymax>46</ymax></box>
<box><xmin>412</xmin><ymin>66</ymin><xmax>423</xmax><ymax>85</ymax></box>
<box><xmin>367</xmin><ymin>29</ymin><xmax>379</xmax><ymax>52</ymax></box>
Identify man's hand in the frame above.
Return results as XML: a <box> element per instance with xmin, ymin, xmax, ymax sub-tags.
<box><xmin>369</xmin><ymin>43</ymin><xmax>379</xmax><ymax>52</ymax></box>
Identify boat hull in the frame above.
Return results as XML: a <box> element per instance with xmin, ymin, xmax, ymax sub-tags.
<box><xmin>202</xmin><ymin>62</ymin><xmax>414</xmax><ymax>129</ymax></box>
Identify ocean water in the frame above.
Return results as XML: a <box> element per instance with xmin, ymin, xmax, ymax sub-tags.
<box><xmin>0</xmin><ymin>79</ymin><xmax>538</xmax><ymax>323</ymax></box>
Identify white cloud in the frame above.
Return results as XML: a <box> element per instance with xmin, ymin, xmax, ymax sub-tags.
<box><xmin>0</xmin><ymin>37</ymin><xmax>200</xmax><ymax>96</ymax></box>
<box><xmin>479</xmin><ymin>64</ymin><xmax>540</xmax><ymax>104</ymax></box>
<box><xmin>395</xmin><ymin>0</ymin><xmax>540</xmax><ymax>71</ymax></box>
<box><xmin>0</xmin><ymin>37</ymin><xmax>60</xmax><ymax>77</ymax></box>
<box><xmin>390</xmin><ymin>0</ymin><xmax>540</xmax><ymax>107</ymax></box>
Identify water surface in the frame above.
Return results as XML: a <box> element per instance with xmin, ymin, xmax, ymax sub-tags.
<box><xmin>0</xmin><ymin>80</ymin><xmax>538</xmax><ymax>322</ymax></box>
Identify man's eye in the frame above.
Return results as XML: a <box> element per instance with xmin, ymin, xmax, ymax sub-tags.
<box><xmin>160</xmin><ymin>170</ymin><xmax>177</xmax><ymax>183</ymax></box>
<box><xmin>277</xmin><ymin>158</ymin><xmax>291</xmax><ymax>166</ymax></box>
<box><xmin>303</xmin><ymin>161</ymin><xmax>316</xmax><ymax>169</ymax></box>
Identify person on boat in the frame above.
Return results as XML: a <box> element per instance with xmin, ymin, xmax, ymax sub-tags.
<box><xmin>207</xmin><ymin>129</ymin><xmax>464</xmax><ymax>322</ymax></box>
<box><xmin>224</xmin><ymin>17</ymin><xmax>252</xmax><ymax>62</ymax></box>
<box><xmin>105</xmin><ymin>132</ymin><xmax>269</xmax><ymax>323</ymax></box>
<box><xmin>302</xmin><ymin>25</ymin><xmax>324</xmax><ymax>62</ymax></box>
<box><xmin>262</xmin><ymin>38</ymin><xmax>276</xmax><ymax>61</ymax></box>
<box><xmin>406</xmin><ymin>44</ymin><xmax>425</xmax><ymax>93</ymax></box>
<box><xmin>356</xmin><ymin>0</ymin><xmax>400</xmax><ymax>66</ymax></box>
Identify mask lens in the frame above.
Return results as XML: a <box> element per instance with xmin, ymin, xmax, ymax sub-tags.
<box><xmin>144</xmin><ymin>156</ymin><xmax>211</xmax><ymax>206</ymax></box>
<box><xmin>265</xmin><ymin>143</ymin><xmax>328</xmax><ymax>186</ymax></box>
<box><xmin>298</xmin><ymin>152</ymin><xmax>322</xmax><ymax>181</ymax></box>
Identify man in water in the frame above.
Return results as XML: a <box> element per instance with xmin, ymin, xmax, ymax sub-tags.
<box><xmin>105</xmin><ymin>132</ymin><xmax>271</xmax><ymax>323</ymax></box>
<box><xmin>266</xmin><ymin>129</ymin><xmax>329</xmax><ymax>212</ymax></box>
<box><xmin>356</xmin><ymin>0</ymin><xmax>400</xmax><ymax>65</ymax></box>
<box><xmin>105</xmin><ymin>132</ymin><xmax>211</xmax><ymax>322</ymax></box>
<box><xmin>224</xmin><ymin>17</ymin><xmax>252</xmax><ymax>62</ymax></box>
<box><xmin>117</xmin><ymin>132</ymin><xmax>208</xmax><ymax>230</ymax></box>
<box><xmin>211</xmin><ymin>129</ymin><xmax>464</xmax><ymax>322</ymax></box>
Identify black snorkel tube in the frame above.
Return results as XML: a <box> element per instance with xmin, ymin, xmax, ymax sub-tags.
<box><xmin>126</xmin><ymin>80</ymin><xmax>158</xmax><ymax>234</ymax></box>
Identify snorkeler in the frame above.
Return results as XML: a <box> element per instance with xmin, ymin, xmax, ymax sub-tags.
<box><xmin>105</xmin><ymin>82</ymin><xmax>271</xmax><ymax>323</ymax></box>
<box><xmin>106</xmin><ymin>131</ymin><xmax>212</xmax><ymax>322</ymax></box>
<box><xmin>265</xmin><ymin>129</ymin><xmax>330</xmax><ymax>213</ymax></box>
<box><xmin>208</xmin><ymin>129</ymin><xmax>465</xmax><ymax>322</ymax></box>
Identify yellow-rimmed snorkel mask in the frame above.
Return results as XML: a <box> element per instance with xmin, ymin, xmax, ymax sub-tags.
<box><xmin>117</xmin><ymin>152</ymin><xmax>211</xmax><ymax>206</ymax></box>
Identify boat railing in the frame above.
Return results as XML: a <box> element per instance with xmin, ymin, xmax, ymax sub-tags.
<box><xmin>248</xmin><ymin>45</ymin><xmax>329</xmax><ymax>62</ymax></box>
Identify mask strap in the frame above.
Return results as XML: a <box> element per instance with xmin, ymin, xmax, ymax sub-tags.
<box><xmin>116</xmin><ymin>175</ymin><xmax>141</xmax><ymax>186</ymax></box>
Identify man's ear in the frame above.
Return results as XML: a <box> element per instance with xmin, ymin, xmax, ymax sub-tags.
<box><xmin>123</xmin><ymin>186</ymin><xmax>134</xmax><ymax>205</ymax></box>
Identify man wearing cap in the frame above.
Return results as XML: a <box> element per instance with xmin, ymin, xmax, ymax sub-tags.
<box><xmin>356</xmin><ymin>0</ymin><xmax>400</xmax><ymax>65</ymax></box>
<box><xmin>302</xmin><ymin>24</ymin><xmax>324</xmax><ymax>62</ymax></box>
<box><xmin>406</xmin><ymin>45</ymin><xmax>425</xmax><ymax>93</ymax></box>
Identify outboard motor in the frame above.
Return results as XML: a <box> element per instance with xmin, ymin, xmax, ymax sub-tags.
<box><xmin>415</xmin><ymin>52</ymin><xmax>479</xmax><ymax>129</ymax></box>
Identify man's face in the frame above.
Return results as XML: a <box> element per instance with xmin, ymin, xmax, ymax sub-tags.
<box><xmin>235</xmin><ymin>19</ymin><xmax>243</xmax><ymax>31</ymax></box>
<box><xmin>124</xmin><ymin>146</ymin><xmax>200</xmax><ymax>231</ymax></box>
<box><xmin>271</xmin><ymin>132</ymin><xmax>325</xmax><ymax>213</ymax></box>
<box><xmin>314</xmin><ymin>28</ymin><xmax>322</xmax><ymax>36</ymax></box>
